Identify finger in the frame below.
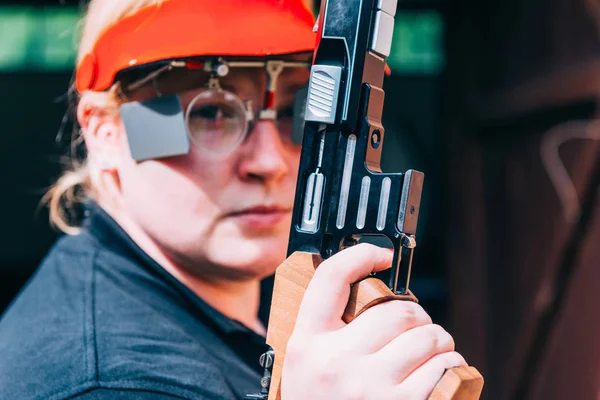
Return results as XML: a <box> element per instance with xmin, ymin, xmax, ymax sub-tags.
<box><xmin>368</xmin><ymin>324</ymin><xmax>456</xmax><ymax>384</ymax></box>
<box><xmin>295</xmin><ymin>243</ymin><xmax>394</xmax><ymax>333</ymax></box>
<box><xmin>341</xmin><ymin>300</ymin><xmax>433</xmax><ymax>354</ymax></box>
<box><xmin>392</xmin><ymin>351</ymin><xmax>467</xmax><ymax>399</ymax></box>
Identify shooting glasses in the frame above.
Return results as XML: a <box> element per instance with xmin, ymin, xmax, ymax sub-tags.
<box><xmin>116</xmin><ymin>58</ymin><xmax>311</xmax><ymax>161</ymax></box>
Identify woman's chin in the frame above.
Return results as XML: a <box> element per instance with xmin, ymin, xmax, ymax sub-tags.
<box><xmin>208</xmin><ymin>236</ymin><xmax>288</xmax><ymax>279</ymax></box>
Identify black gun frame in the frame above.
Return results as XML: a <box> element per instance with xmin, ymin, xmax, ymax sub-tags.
<box><xmin>286</xmin><ymin>0</ymin><xmax>424</xmax><ymax>295</ymax></box>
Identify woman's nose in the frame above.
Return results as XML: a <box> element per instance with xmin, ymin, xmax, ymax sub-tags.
<box><xmin>236</xmin><ymin>120</ymin><xmax>290</xmax><ymax>184</ymax></box>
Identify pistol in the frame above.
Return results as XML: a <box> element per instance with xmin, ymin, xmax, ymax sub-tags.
<box><xmin>247</xmin><ymin>0</ymin><xmax>483</xmax><ymax>399</ymax></box>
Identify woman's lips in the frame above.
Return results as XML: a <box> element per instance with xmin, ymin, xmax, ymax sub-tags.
<box><xmin>227</xmin><ymin>206</ymin><xmax>291</xmax><ymax>229</ymax></box>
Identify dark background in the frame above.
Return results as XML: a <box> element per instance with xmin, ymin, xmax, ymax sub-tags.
<box><xmin>1</xmin><ymin>0</ymin><xmax>599</xmax><ymax>399</ymax></box>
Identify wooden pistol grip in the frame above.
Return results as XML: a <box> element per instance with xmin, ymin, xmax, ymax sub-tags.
<box><xmin>265</xmin><ymin>251</ymin><xmax>483</xmax><ymax>400</ymax></box>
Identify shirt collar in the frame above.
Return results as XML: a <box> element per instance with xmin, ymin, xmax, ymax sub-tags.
<box><xmin>82</xmin><ymin>201</ymin><xmax>273</xmax><ymax>336</ymax></box>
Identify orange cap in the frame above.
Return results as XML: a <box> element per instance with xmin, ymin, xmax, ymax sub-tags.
<box><xmin>75</xmin><ymin>0</ymin><xmax>317</xmax><ymax>92</ymax></box>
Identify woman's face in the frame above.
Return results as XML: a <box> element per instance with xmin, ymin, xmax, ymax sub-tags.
<box><xmin>105</xmin><ymin>66</ymin><xmax>309</xmax><ymax>281</ymax></box>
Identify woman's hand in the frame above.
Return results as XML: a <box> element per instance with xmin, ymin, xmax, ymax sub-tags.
<box><xmin>281</xmin><ymin>243</ymin><xmax>467</xmax><ymax>400</ymax></box>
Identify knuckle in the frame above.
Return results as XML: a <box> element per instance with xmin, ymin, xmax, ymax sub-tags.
<box><xmin>422</xmin><ymin>325</ymin><xmax>440</xmax><ymax>351</ymax></box>
<box><xmin>411</xmin><ymin>302</ymin><xmax>432</xmax><ymax>324</ymax></box>
<box><xmin>356</xmin><ymin>242</ymin><xmax>383</xmax><ymax>263</ymax></box>
<box><xmin>397</xmin><ymin>301</ymin><xmax>431</xmax><ymax>325</ymax></box>
<box><xmin>428</xmin><ymin>324</ymin><xmax>455</xmax><ymax>351</ymax></box>
<box><xmin>316</xmin><ymin>366</ymin><xmax>338</xmax><ymax>389</ymax></box>
<box><xmin>388</xmin><ymin>301</ymin><xmax>418</xmax><ymax>329</ymax></box>
<box><xmin>393</xmin><ymin>300</ymin><xmax>417</xmax><ymax>316</ymax></box>
<box><xmin>314</xmin><ymin>351</ymin><xmax>345</xmax><ymax>389</ymax></box>
<box><xmin>428</xmin><ymin>323</ymin><xmax>447</xmax><ymax>337</ymax></box>
<box><xmin>414</xmin><ymin>324</ymin><xmax>450</xmax><ymax>355</ymax></box>
<box><xmin>365</xmin><ymin>242</ymin><xmax>382</xmax><ymax>255</ymax></box>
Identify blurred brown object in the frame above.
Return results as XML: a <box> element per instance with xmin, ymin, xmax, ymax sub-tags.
<box><xmin>444</xmin><ymin>0</ymin><xmax>600</xmax><ymax>399</ymax></box>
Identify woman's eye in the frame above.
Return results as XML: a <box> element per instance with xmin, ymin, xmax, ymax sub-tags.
<box><xmin>193</xmin><ymin>105</ymin><xmax>221</xmax><ymax>120</ymax></box>
<box><xmin>191</xmin><ymin>104</ymin><xmax>239</xmax><ymax>120</ymax></box>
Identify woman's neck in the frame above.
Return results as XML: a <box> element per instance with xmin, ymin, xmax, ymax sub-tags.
<box><xmin>101</xmin><ymin>202</ymin><xmax>265</xmax><ymax>336</ymax></box>
<box><xmin>162</xmin><ymin>262</ymin><xmax>266</xmax><ymax>336</ymax></box>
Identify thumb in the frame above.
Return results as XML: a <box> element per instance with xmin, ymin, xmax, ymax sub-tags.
<box><xmin>294</xmin><ymin>243</ymin><xmax>394</xmax><ymax>334</ymax></box>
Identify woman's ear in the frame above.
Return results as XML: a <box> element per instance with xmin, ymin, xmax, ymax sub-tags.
<box><xmin>77</xmin><ymin>94</ymin><xmax>123</xmax><ymax>172</ymax></box>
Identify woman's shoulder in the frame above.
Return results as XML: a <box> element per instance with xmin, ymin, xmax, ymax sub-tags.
<box><xmin>0</xmin><ymin>233</ymin><xmax>100</xmax><ymax>399</ymax></box>
<box><xmin>0</xmin><ymin>232</ymin><xmax>100</xmax><ymax>330</ymax></box>
<box><xmin>0</xmin><ymin>232</ymin><xmax>235</xmax><ymax>400</ymax></box>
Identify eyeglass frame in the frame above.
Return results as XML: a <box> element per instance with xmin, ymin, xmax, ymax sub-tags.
<box><xmin>117</xmin><ymin>57</ymin><xmax>311</xmax><ymax>161</ymax></box>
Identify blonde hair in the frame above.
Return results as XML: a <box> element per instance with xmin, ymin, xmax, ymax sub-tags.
<box><xmin>45</xmin><ymin>0</ymin><xmax>164</xmax><ymax>234</ymax></box>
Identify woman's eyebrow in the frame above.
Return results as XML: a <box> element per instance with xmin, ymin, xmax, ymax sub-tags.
<box><xmin>219</xmin><ymin>79</ymin><xmax>263</xmax><ymax>101</ymax></box>
<box><xmin>219</xmin><ymin>82</ymin><xmax>239</xmax><ymax>94</ymax></box>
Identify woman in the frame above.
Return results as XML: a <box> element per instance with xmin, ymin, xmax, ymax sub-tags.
<box><xmin>0</xmin><ymin>0</ymin><xmax>467</xmax><ymax>399</ymax></box>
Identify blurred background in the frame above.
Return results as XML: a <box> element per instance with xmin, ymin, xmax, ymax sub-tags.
<box><xmin>0</xmin><ymin>0</ymin><xmax>599</xmax><ymax>399</ymax></box>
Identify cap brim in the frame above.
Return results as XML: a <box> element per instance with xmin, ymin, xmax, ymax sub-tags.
<box><xmin>77</xmin><ymin>0</ymin><xmax>317</xmax><ymax>92</ymax></box>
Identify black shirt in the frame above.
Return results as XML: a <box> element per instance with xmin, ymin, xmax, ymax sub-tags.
<box><xmin>0</xmin><ymin>203</ymin><xmax>271</xmax><ymax>399</ymax></box>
